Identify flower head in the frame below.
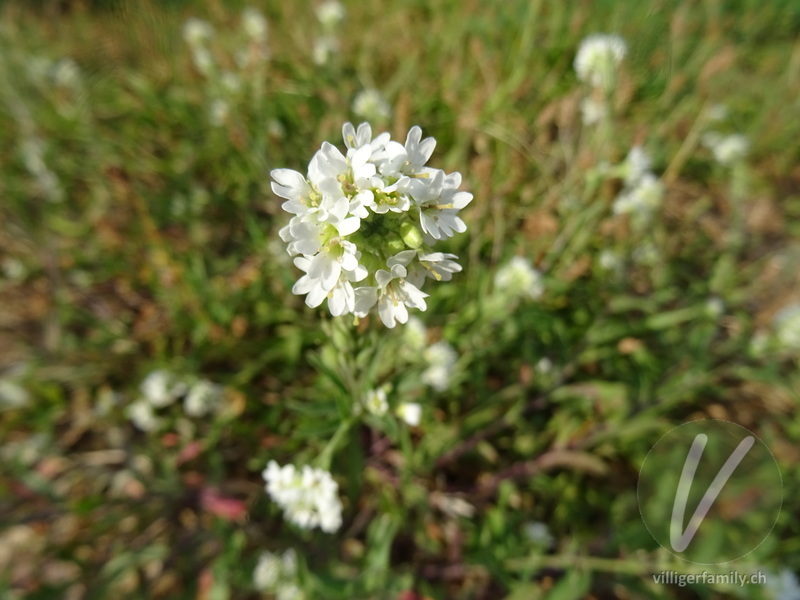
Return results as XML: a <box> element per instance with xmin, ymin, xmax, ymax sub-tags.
<box><xmin>241</xmin><ymin>7</ymin><xmax>268</xmax><ymax>42</ymax></box>
<box><xmin>262</xmin><ymin>462</ymin><xmax>343</xmax><ymax>533</ymax></box>
<box><xmin>574</xmin><ymin>33</ymin><xmax>627</xmax><ymax>90</ymax></box>
<box><xmin>494</xmin><ymin>256</ymin><xmax>544</xmax><ymax>301</ymax></box>
<box><xmin>363</xmin><ymin>386</ymin><xmax>389</xmax><ymax>416</ymax></box>
<box><xmin>352</xmin><ymin>89</ymin><xmax>392</xmax><ymax>122</ymax></box>
<box><xmin>702</xmin><ymin>132</ymin><xmax>749</xmax><ymax>166</ymax></box>
<box><xmin>273</xmin><ymin>122</ymin><xmax>471</xmax><ymax>327</ymax></box>
<box><xmin>184</xmin><ymin>379</ymin><xmax>223</xmax><ymax>417</ymax></box>
<box><xmin>140</xmin><ymin>369</ymin><xmax>187</xmax><ymax>408</ymax></box>
<box><xmin>254</xmin><ymin>549</ymin><xmax>304</xmax><ymax>600</ymax></box>
<box><xmin>315</xmin><ymin>0</ymin><xmax>345</xmax><ymax>29</ymax></box>
<box><xmin>396</xmin><ymin>402</ymin><xmax>421</xmax><ymax>426</ymax></box>
<box><xmin>774</xmin><ymin>304</ymin><xmax>800</xmax><ymax>352</ymax></box>
<box><xmin>421</xmin><ymin>340</ymin><xmax>458</xmax><ymax>391</ymax></box>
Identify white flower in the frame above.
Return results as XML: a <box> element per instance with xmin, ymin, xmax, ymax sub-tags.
<box><xmin>52</xmin><ymin>59</ymin><xmax>80</xmax><ymax>90</ymax></box>
<box><xmin>774</xmin><ymin>304</ymin><xmax>800</xmax><ymax>352</ymax></box>
<box><xmin>254</xmin><ymin>549</ymin><xmax>303</xmax><ymax>599</ymax></box>
<box><xmin>220</xmin><ymin>72</ymin><xmax>241</xmax><ymax>95</ymax></box>
<box><xmin>524</xmin><ymin>522</ymin><xmax>555</xmax><ymax>547</ymax></box>
<box><xmin>313</xmin><ymin>35</ymin><xmax>339</xmax><ymax>65</ymax></box>
<box><xmin>354</xmin><ymin>253</ymin><xmax>428</xmax><ymax>328</ymax></box>
<box><xmin>702</xmin><ymin>132</ymin><xmax>749</xmax><ymax>166</ymax></box>
<box><xmin>580</xmin><ymin>97</ymin><xmax>607</xmax><ymax>125</ymax></box>
<box><xmin>241</xmin><ymin>8</ymin><xmax>268</xmax><ymax>42</ymax></box>
<box><xmin>396</xmin><ymin>402</ymin><xmax>421</xmax><ymax>426</ymax></box>
<box><xmin>633</xmin><ymin>241</ymin><xmax>659</xmax><ymax>265</ymax></box>
<box><xmin>598</xmin><ymin>250</ymin><xmax>621</xmax><ymax>271</ymax></box>
<box><xmin>182</xmin><ymin>18</ymin><xmax>213</xmax><ymax>48</ymax></box>
<box><xmin>273</xmin><ymin>122</ymin><xmax>469</xmax><ymax>325</ymax></box>
<box><xmin>209</xmin><ymin>99</ymin><xmax>229</xmax><ymax>126</ymax></box>
<box><xmin>184</xmin><ymin>379</ymin><xmax>223</xmax><ymax>417</ymax></box>
<box><xmin>140</xmin><ymin>370</ymin><xmax>187</xmax><ymax>408</ymax></box>
<box><xmin>352</xmin><ymin>89</ymin><xmax>391</xmax><ymax>122</ymax></box>
<box><xmin>494</xmin><ymin>256</ymin><xmax>544</xmax><ymax>301</ymax></box>
<box><xmin>363</xmin><ymin>387</ymin><xmax>389</xmax><ymax>416</ymax></box>
<box><xmin>622</xmin><ymin>146</ymin><xmax>652</xmax><ymax>186</ymax></box>
<box><xmin>127</xmin><ymin>399</ymin><xmax>162</xmax><ymax>432</ymax></box>
<box><xmin>421</xmin><ymin>341</ymin><xmax>457</xmax><ymax>392</ymax></box>
<box><xmin>190</xmin><ymin>47</ymin><xmax>214</xmax><ymax>75</ymax></box>
<box><xmin>612</xmin><ymin>173</ymin><xmax>663</xmax><ymax>221</ymax></box>
<box><xmin>262</xmin><ymin>462</ymin><xmax>343</xmax><ymax>533</ymax></box>
<box><xmin>316</xmin><ymin>0</ymin><xmax>345</xmax><ymax>29</ymax></box>
<box><xmin>704</xmin><ymin>297</ymin><xmax>725</xmax><ymax>319</ymax></box>
<box><xmin>403</xmin><ymin>316</ymin><xmax>428</xmax><ymax>352</ymax></box>
<box><xmin>706</xmin><ymin>104</ymin><xmax>729</xmax><ymax>122</ymax></box>
<box><xmin>574</xmin><ymin>33</ymin><xmax>627</xmax><ymax>89</ymax></box>
<box><xmin>409</xmin><ymin>170</ymin><xmax>472</xmax><ymax>240</ymax></box>
<box><xmin>767</xmin><ymin>569</ymin><xmax>800</xmax><ymax>600</ymax></box>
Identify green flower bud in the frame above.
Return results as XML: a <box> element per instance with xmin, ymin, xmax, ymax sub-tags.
<box><xmin>386</xmin><ymin>234</ymin><xmax>405</xmax><ymax>255</ymax></box>
<box><xmin>400</xmin><ymin>222</ymin><xmax>423</xmax><ymax>249</ymax></box>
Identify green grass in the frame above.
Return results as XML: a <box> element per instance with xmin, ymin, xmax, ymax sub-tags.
<box><xmin>1</xmin><ymin>0</ymin><xmax>800</xmax><ymax>599</ymax></box>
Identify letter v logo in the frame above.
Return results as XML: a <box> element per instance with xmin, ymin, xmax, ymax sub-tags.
<box><xmin>669</xmin><ymin>433</ymin><xmax>755</xmax><ymax>552</ymax></box>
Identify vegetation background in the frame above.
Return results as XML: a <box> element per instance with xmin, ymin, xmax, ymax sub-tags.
<box><xmin>1</xmin><ymin>0</ymin><xmax>799</xmax><ymax>598</ymax></box>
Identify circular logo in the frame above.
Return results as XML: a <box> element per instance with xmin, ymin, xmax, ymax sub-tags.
<box><xmin>638</xmin><ymin>419</ymin><xmax>782</xmax><ymax>564</ymax></box>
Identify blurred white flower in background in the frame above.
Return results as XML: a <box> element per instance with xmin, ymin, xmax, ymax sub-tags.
<box><xmin>403</xmin><ymin>316</ymin><xmax>428</xmax><ymax>353</ymax></box>
<box><xmin>126</xmin><ymin>399</ymin><xmax>163</xmax><ymax>432</ymax></box>
<box><xmin>352</xmin><ymin>89</ymin><xmax>391</xmax><ymax>122</ymax></box>
<box><xmin>241</xmin><ymin>7</ymin><xmax>268</xmax><ymax>42</ymax></box>
<box><xmin>704</xmin><ymin>297</ymin><xmax>725</xmax><ymax>319</ymax></box>
<box><xmin>622</xmin><ymin>146</ymin><xmax>652</xmax><ymax>186</ymax></box>
<box><xmin>262</xmin><ymin>462</ymin><xmax>343</xmax><ymax>533</ymax></box>
<box><xmin>396</xmin><ymin>402</ymin><xmax>421</xmax><ymax>426</ymax></box>
<box><xmin>766</xmin><ymin>569</ymin><xmax>800</xmax><ymax>600</ymax></box>
<box><xmin>421</xmin><ymin>340</ymin><xmax>458</xmax><ymax>391</ymax></box>
<box><xmin>574</xmin><ymin>33</ymin><xmax>627</xmax><ymax>90</ymax></box>
<box><xmin>253</xmin><ymin>549</ymin><xmax>304</xmax><ymax>600</ymax></box>
<box><xmin>612</xmin><ymin>173</ymin><xmax>663</xmax><ymax>220</ymax></box>
<box><xmin>362</xmin><ymin>387</ymin><xmax>389</xmax><ymax>416</ymax></box>
<box><xmin>315</xmin><ymin>0</ymin><xmax>346</xmax><ymax>30</ymax></box>
<box><xmin>774</xmin><ymin>304</ymin><xmax>800</xmax><ymax>353</ymax></box>
<box><xmin>494</xmin><ymin>256</ymin><xmax>544</xmax><ymax>301</ymax></box>
<box><xmin>313</xmin><ymin>35</ymin><xmax>340</xmax><ymax>65</ymax></box>
<box><xmin>523</xmin><ymin>521</ymin><xmax>555</xmax><ymax>548</ymax></box>
<box><xmin>52</xmin><ymin>58</ymin><xmax>81</xmax><ymax>90</ymax></box>
<box><xmin>140</xmin><ymin>369</ymin><xmax>187</xmax><ymax>408</ymax></box>
<box><xmin>209</xmin><ymin>99</ymin><xmax>229</xmax><ymax>126</ymax></box>
<box><xmin>598</xmin><ymin>249</ymin><xmax>622</xmax><ymax>271</ymax></box>
<box><xmin>580</xmin><ymin>97</ymin><xmax>607</xmax><ymax>126</ymax></box>
<box><xmin>182</xmin><ymin>18</ymin><xmax>213</xmax><ymax>48</ymax></box>
<box><xmin>702</xmin><ymin>132</ymin><xmax>749</xmax><ymax>166</ymax></box>
<box><xmin>183</xmin><ymin>379</ymin><xmax>223</xmax><ymax>417</ymax></box>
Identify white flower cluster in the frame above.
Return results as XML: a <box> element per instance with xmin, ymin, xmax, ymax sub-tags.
<box><xmin>494</xmin><ymin>256</ymin><xmax>544</xmax><ymax>302</ymax></box>
<box><xmin>574</xmin><ymin>33</ymin><xmax>627</xmax><ymax>90</ymax></box>
<box><xmin>352</xmin><ymin>89</ymin><xmax>392</xmax><ymax>122</ymax></box>
<box><xmin>421</xmin><ymin>340</ymin><xmax>458</xmax><ymax>392</ymax></box>
<box><xmin>273</xmin><ymin>122</ymin><xmax>472</xmax><ymax>328</ymax></box>
<box><xmin>126</xmin><ymin>370</ymin><xmax>223</xmax><ymax>431</ymax></box>
<box><xmin>253</xmin><ymin>549</ymin><xmax>303</xmax><ymax>600</ymax></box>
<box><xmin>262</xmin><ymin>461</ymin><xmax>343</xmax><ymax>533</ymax></box>
<box><xmin>702</xmin><ymin>132</ymin><xmax>749</xmax><ymax>167</ymax></box>
<box><xmin>313</xmin><ymin>1</ymin><xmax>345</xmax><ymax>65</ymax></box>
<box><xmin>181</xmin><ymin>9</ymin><xmax>269</xmax><ymax>126</ymax></box>
<box><xmin>612</xmin><ymin>147</ymin><xmax>664</xmax><ymax>226</ymax></box>
<box><xmin>774</xmin><ymin>304</ymin><xmax>800</xmax><ymax>353</ymax></box>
